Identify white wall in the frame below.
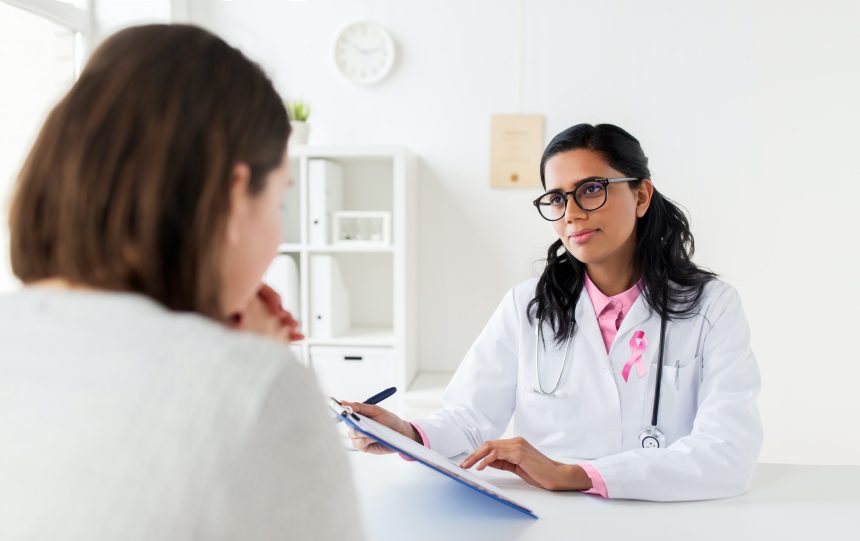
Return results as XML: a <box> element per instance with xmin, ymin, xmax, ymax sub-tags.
<box><xmin>126</xmin><ymin>0</ymin><xmax>860</xmax><ymax>465</ymax></box>
<box><xmin>92</xmin><ymin>0</ymin><xmax>171</xmax><ymax>38</ymax></box>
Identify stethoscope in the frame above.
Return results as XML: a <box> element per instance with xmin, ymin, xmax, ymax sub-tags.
<box><xmin>533</xmin><ymin>312</ymin><xmax>669</xmax><ymax>449</ymax></box>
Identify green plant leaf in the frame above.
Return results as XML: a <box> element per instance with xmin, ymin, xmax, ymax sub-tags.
<box><xmin>285</xmin><ymin>99</ymin><xmax>311</xmax><ymax>122</ymax></box>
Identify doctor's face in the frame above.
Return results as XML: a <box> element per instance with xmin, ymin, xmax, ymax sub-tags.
<box><xmin>543</xmin><ymin>149</ymin><xmax>650</xmax><ymax>267</ymax></box>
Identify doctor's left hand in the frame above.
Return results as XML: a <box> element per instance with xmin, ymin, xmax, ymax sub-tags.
<box><xmin>459</xmin><ymin>437</ymin><xmax>593</xmax><ymax>492</ymax></box>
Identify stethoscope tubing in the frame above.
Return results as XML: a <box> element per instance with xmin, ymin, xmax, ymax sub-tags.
<box><xmin>534</xmin><ymin>311</ymin><xmax>668</xmax><ymax>439</ymax></box>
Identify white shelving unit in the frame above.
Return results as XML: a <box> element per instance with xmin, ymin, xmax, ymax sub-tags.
<box><xmin>266</xmin><ymin>145</ymin><xmax>418</xmax><ymax>409</ymax></box>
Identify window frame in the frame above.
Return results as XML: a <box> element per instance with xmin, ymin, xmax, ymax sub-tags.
<box><xmin>1</xmin><ymin>0</ymin><xmax>89</xmax><ymax>32</ymax></box>
<box><xmin>1</xmin><ymin>0</ymin><xmax>91</xmax><ymax>74</ymax></box>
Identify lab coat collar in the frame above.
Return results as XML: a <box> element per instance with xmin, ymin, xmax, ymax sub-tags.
<box><xmin>615</xmin><ymin>293</ymin><xmax>654</xmax><ymax>340</ymax></box>
<box><xmin>575</xmin><ymin>289</ymin><xmax>612</xmax><ymax>361</ymax></box>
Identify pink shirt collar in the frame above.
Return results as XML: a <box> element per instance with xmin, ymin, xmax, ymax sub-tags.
<box><xmin>584</xmin><ymin>273</ymin><xmax>643</xmax><ymax>319</ymax></box>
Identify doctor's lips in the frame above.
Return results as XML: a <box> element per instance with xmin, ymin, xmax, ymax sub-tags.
<box><xmin>569</xmin><ymin>228</ymin><xmax>599</xmax><ymax>245</ymax></box>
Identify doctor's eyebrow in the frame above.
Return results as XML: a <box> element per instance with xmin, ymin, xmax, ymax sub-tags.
<box><xmin>544</xmin><ymin>177</ymin><xmax>604</xmax><ymax>193</ymax></box>
<box><xmin>570</xmin><ymin>176</ymin><xmax>605</xmax><ymax>186</ymax></box>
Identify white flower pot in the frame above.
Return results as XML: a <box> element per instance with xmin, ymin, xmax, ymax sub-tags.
<box><xmin>290</xmin><ymin>120</ymin><xmax>310</xmax><ymax>145</ymax></box>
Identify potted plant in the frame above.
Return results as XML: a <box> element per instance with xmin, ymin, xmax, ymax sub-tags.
<box><xmin>286</xmin><ymin>99</ymin><xmax>311</xmax><ymax>145</ymax></box>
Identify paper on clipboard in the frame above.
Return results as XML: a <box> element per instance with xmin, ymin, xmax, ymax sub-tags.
<box><xmin>329</xmin><ymin>398</ymin><xmax>537</xmax><ymax>518</ymax></box>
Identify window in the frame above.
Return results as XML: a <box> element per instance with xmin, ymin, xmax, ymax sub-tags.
<box><xmin>0</xmin><ymin>0</ymin><xmax>88</xmax><ymax>291</ymax></box>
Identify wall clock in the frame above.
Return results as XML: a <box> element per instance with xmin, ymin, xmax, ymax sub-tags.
<box><xmin>334</xmin><ymin>21</ymin><xmax>396</xmax><ymax>85</ymax></box>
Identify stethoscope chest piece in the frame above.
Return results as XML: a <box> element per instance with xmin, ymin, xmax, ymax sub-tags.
<box><xmin>639</xmin><ymin>425</ymin><xmax>666</xmax><ymax>449</ymax></box>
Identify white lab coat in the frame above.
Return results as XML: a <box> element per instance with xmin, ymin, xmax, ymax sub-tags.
<box><xmin>416</xmin><ymin>278</ymin><xmax>763</xmax><ymax>501</ymax></box>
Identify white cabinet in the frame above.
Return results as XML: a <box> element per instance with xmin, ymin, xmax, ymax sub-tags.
<box><xmin>266</xmin><ymin>145</ymin><xmax>417</xmax><ymax>406</ymax></box>
<box><xmin>309</xmin><ymin>346</ymin><xmax>395</xmax><ymax>401</ymax></box>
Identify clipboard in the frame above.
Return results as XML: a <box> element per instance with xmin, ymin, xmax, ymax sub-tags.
<box><xmin>329</xmin><ymin>398</ymin><xmax>537</xmax><ymax>519</ymax></box>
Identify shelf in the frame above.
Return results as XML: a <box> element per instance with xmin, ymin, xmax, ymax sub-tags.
<box><xmin>302</xmin><ymin>326</ymin><xmax>394</xmax><ymax>347</ymax></box>
<box><xmin>277</xmin><ymin>243</ymin><xmax>394</xmax><ymax>254</ymax></box>
<box><xmin>268</xmin><ymin>144</ymin><xmax>416</xmax><ymax>401</ymax></box>
<box><xmin>308</xmin><ymin>245</ymin><xmax>394</xmax><ymax>254</ymax></box>
<box><xmin>289</xmin><ymin>144</ymin><xmax>408</xmax><ymax>160</ymax></box>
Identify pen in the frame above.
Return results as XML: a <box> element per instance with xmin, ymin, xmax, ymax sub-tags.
<box><xmin>363</xmin><ymin>386</ymin><xmax>397</xmax><ymax>405</ymax></box>
<box><xmin>331</xmin><ymin>387</ymin><xmax>398</xmax><ymax>425</ymax></box>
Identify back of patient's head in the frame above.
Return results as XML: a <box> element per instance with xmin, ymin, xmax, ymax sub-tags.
<box><xmin>8</xmin><ymin>24</ymin><xmax>289</xmax><ymax>320</ymax></box>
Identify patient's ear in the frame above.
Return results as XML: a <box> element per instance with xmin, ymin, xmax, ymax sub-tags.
<box><xmin>225</xmin><ymin>162</ymin><xmax>252</xmax><ymax>245</ymax></box>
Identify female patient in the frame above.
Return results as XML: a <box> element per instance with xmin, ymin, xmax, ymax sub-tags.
<box><xmin>0</xmin><ymin>25</ymin><xmax>362</xmax><ymax>540</ymax></box>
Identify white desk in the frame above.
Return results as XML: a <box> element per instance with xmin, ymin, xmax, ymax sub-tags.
<box><xmin>347</xmin><ymin>451</ymin><xmax>859</xmax><ymax>540</ymax></box>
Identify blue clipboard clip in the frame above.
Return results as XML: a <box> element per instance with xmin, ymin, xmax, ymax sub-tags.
<box><xmin>328</xmin><ymin>397</ymin><xmax>360</xmax><ymax>422</ymax></box>
<box><xmin>329</xmin><ymin>388</ymin><xmax>397</xmax><ymax>424</ymax></box>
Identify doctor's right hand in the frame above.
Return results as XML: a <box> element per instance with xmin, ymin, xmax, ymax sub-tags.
<box><xmin>340</xmin><ymin>401</ymin><xmax>422</xmax><ymax>454</ymax></box>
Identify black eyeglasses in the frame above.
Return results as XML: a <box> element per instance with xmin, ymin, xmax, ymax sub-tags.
<box><xmin>532</xmin><ymin>177</ymin><xmax>641</xmax><ymax>221</ymax></box>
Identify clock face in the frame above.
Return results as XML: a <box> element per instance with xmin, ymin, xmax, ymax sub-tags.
<box><xmin>334</xmin><ymin>22</ymin><xmax>396</xmax><ymax>85</ymax></box>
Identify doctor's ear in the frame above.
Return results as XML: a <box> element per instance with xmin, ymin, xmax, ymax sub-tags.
<box><xmin>635</xmin><ymin>179</ymin><xmax>655</xmax><ymax>219</ymax></box>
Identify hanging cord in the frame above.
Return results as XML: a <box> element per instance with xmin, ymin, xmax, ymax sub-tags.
<box><xmin>515</xmin><ymin>0</ymin><xmax>525</xmax><ymax>112</ymax></box>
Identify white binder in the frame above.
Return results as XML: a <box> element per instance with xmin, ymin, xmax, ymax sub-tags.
<box><xmin>308</xmin><ymin>159</ymin><xmax>343</xmax><ymax>245</ymax></box>
<box><xmin>310</xmin><ymin>254</ymin><xmax>351</xmax><ymax>338</ymax></box>
<box><xmin>263</xmin><ymin>255</ymin><xmax>300</xmax><ymax>316</ymax></box>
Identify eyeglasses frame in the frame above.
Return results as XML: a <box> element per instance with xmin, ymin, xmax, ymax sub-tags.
<box><xmin>532</xmin><ymin>177</ymin><xmax>642</xmax><ymax>221</ymax></box>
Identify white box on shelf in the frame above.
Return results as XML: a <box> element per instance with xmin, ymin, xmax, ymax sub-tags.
<box><xmin>309</xmin><ymin>345</ymin><xmax>394</xmax><ymax>401</ymax></box>
<box><xmin>310</xmin><ymin>254</ymin><xmax>351</xmax><ymax>339</ymax></box>
<box><xmin>332</xmin><ymin>211</ymin><xmax>391</xmax><ymax>246</ymax></box>
<box><xmin>263</xmin><ymin>254</ymin><xmax>300</xmax><ymax>316</ymax></box>
<box><xmin>308</xmin><ymin>159</ymin><xmax>343</xmax><ymax>245</ymax></box>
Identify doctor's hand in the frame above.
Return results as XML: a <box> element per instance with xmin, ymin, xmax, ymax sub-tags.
<box><xmin>340</xmin><ymin>401</ymin><xmax>422</xmax><ymax>454</ymax></box>
<box><xmin>459</xmin><ymin>437</ymin><xmax>593</xmax><ymax>492</ymax></box>
<box><xmin>229</xmin><ymin>283</ymin><xmax>305</xmax><ymax>342</ymax></box>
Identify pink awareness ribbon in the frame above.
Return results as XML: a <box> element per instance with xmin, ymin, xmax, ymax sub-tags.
<box><xmin>622</xmin><ymin>330</ymin><xmax>648</xmax><ymax>382</ymax></box>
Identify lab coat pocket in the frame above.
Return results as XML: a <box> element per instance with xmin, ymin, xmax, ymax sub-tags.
<box><xmin>659</xmin><ymin>356</ymin><xmax>701</xmax><ymax>434</ymax></box>
<box><xmin>662</xmin><ymin>356</ymin><xmax>702</xmax><ymax>399</ymax></box>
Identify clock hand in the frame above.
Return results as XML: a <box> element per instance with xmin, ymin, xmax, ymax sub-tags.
<box><xmin>342</xmin><ymin>38</ymin><xmax>368</xmax><ymax>54</ymax></box>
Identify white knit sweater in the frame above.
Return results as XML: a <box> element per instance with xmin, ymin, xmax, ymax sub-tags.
<box><xmin>0</xmin><ymin>288</ymin><xmax>364</xmax><ymax>541</ymax></box>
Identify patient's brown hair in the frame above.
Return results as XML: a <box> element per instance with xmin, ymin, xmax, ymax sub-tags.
<box><xmin>9</xmin><ymin>24</ymin><xmax>289</xmax><ymax>319</ymax></box>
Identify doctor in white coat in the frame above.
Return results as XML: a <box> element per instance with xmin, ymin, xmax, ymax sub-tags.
<box><xmin>345</xmin><ymin>123</ymin><xmax>763</xmax><ymax>502</ymax></box>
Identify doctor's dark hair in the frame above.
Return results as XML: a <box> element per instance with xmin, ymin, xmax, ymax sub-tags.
<box><xmin>527</xmin><ymin>123</ymin><xmax>717</xmax><ymax>344</ymax></box>
<box><xmin>9</xmin><ymin>24</ymin><xmax>289</xmax><ymax>320</ymax></box>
